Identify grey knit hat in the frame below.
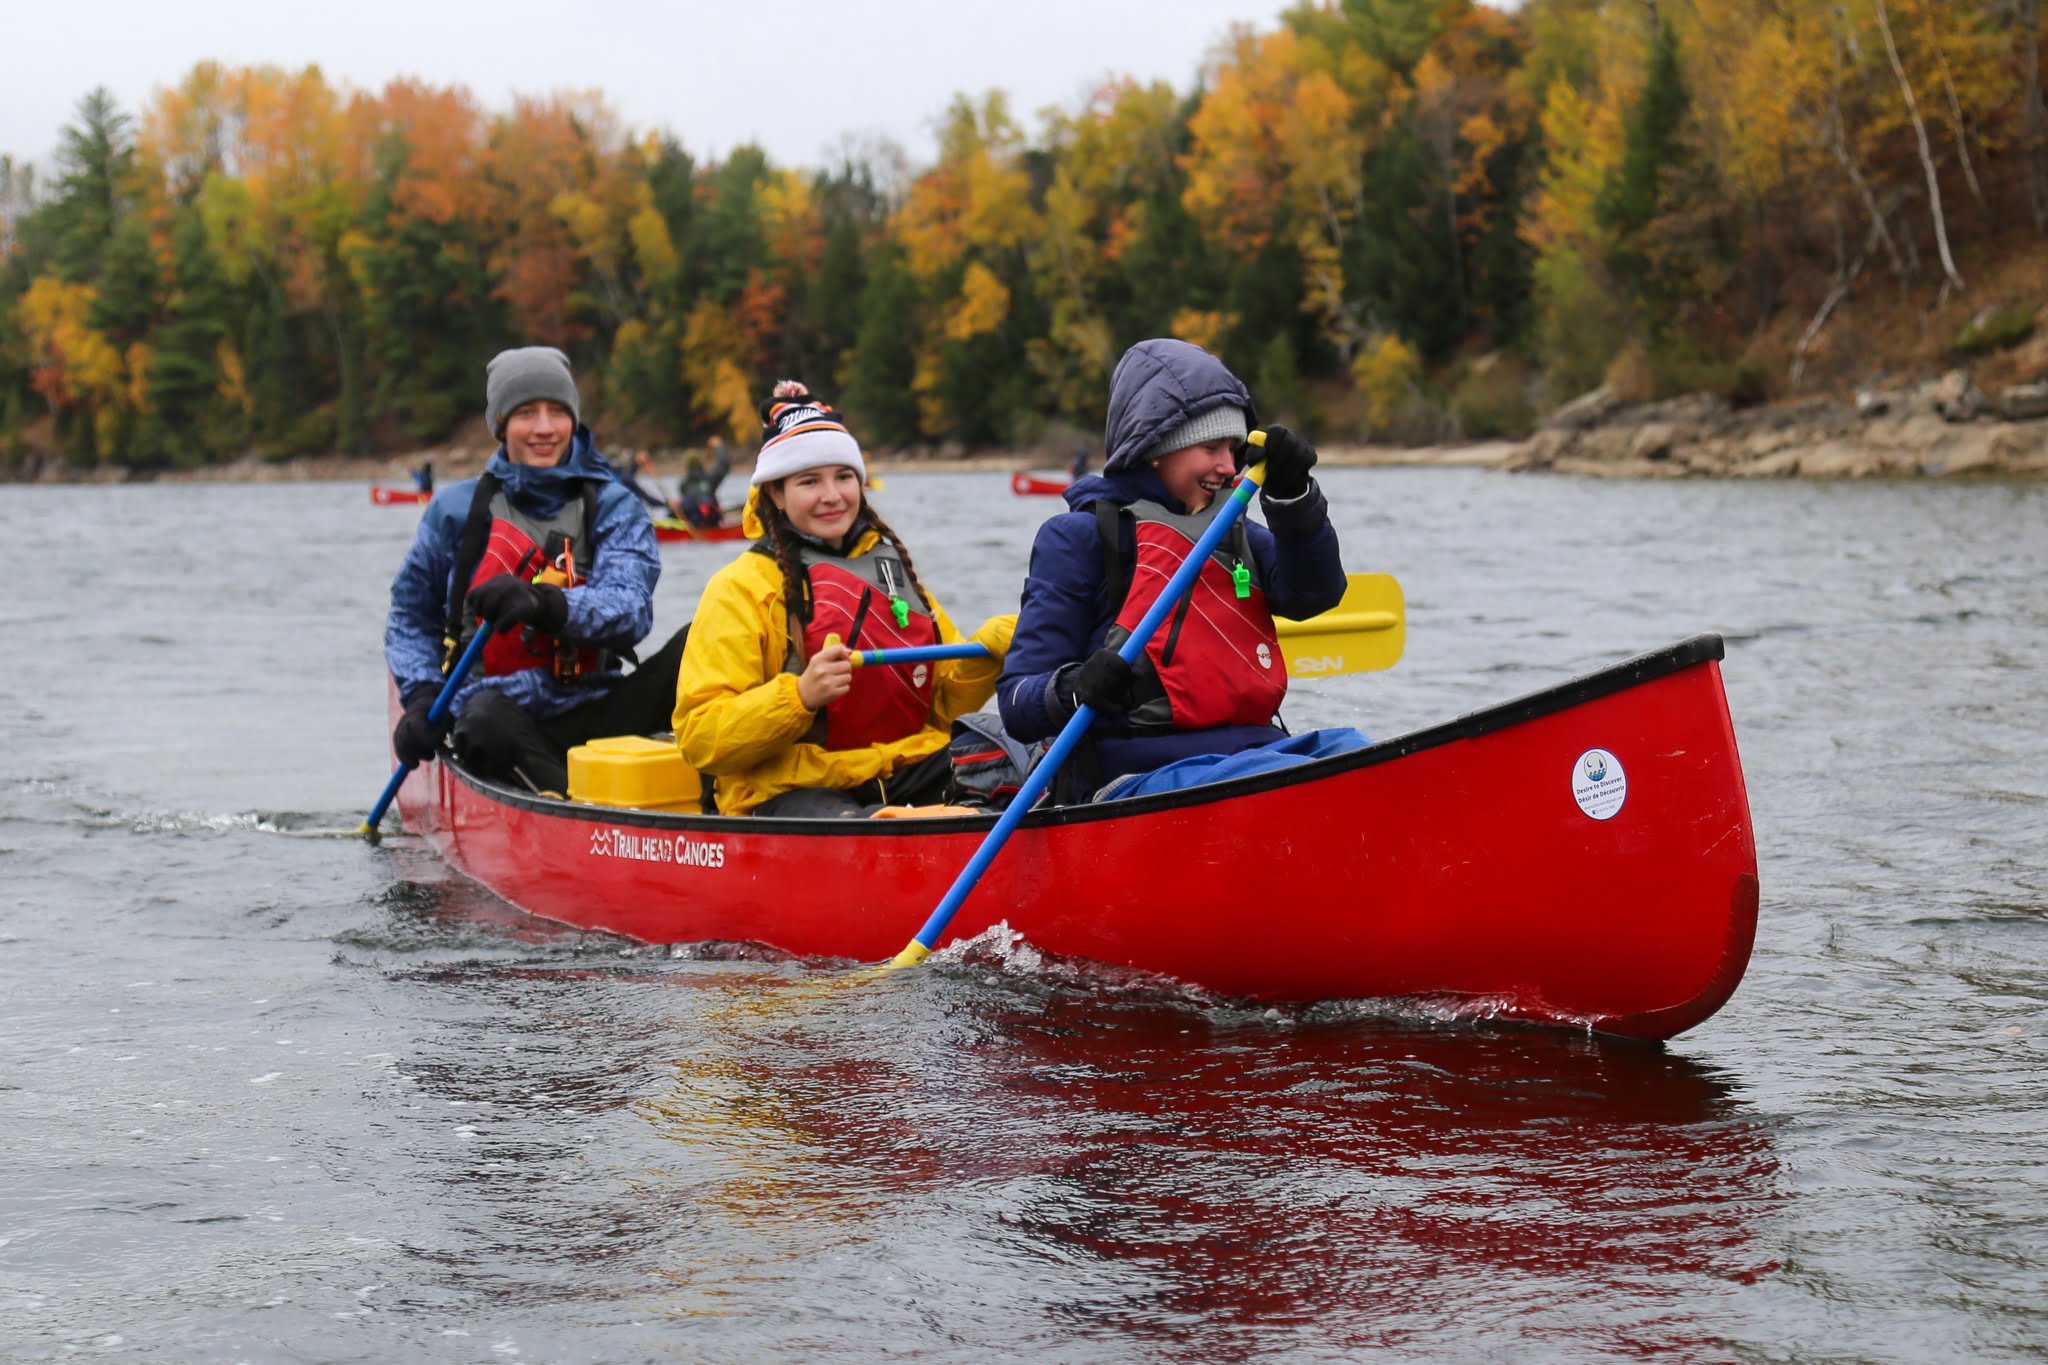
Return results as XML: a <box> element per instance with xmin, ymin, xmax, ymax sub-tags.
<box><xmin>485</xmin><ymin>346</ymin><xmax>580</xmax><ymax>438</ymax></box>
<box><xmin>1148</xmin><ymin>403</ymin><xmax>1249</xmax><ymax>460</ymax></box>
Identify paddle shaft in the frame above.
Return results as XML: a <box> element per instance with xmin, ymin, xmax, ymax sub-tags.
<box><xmin>889</xmin><ymin>455</ymin><xmax>1271</xmax><ymax>965</ymax></box>
<box><xmin>361</xmin><ymin>625</ymin><xmax>492</xmax><ymax>839</ymax></box>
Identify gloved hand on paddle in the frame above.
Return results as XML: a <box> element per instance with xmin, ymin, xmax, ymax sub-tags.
<box><xmin>393</xmin><ymin>684</ymin><xmax>451</xmax><ymax>766</ymax></box>
<box><xmin>465</xmin><ymin>576</ymin><xmax>568</xmax><ymax>635</ymax></box>
<box><xmin>1256</xmin><ymin>424</ymin><xmax>1318</xmax><ymax>501</ymax></box>
<box><xmin>1060</xmin><ymin>646</ymin><xmax>1138</xmax><ymax>719</ymax></box>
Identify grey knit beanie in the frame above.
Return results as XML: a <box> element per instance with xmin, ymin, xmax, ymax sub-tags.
<box><xmin>485</xmin><ymin>346</ymin><xmax>580</xmax><ymax>437</ymax></box>
<box><xmin>1149</xmin><ymin>403</ymin><xmax>1249</xmax><ymax>461</ymax></box>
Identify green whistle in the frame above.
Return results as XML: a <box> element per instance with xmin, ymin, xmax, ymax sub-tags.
<box><xmin>892</xmin><ymin>596</ymin><xmax>910</xmax><ymax>627</ymax></box>
<box><xmin>1231</xmin><ymin>561</ymin><xmax>1251</xmax><ymax>599</ymax></box>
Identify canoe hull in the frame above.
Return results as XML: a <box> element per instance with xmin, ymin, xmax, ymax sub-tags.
<box><xmin>396</xmin><ymin>636</ymin><xmax>1756</xmax><ymax>1040</ymax></box>
<box><xmin>653</xmin><ymin>518</ymin><xmax>747</xmax><ymax>543</ymax></box>
<box><xmin>371</xmin><ymin>486</ymin><xmax>429</xmax><ymax>505</ymax></box>
<box><xmin>1010</xmin><ymin>471</ymin><xmax>1071</xmax><ymax>496</ymax></box>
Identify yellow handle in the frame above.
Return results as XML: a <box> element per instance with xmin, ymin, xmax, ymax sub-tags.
<box><xmin>1240</xmin><ymin>428</ymin><xmax>1268</xmax><ymax>486</ymax></box>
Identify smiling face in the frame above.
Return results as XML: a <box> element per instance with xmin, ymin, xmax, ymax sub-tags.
<box><xmin>767</xmin><ymin>465</ymin><xmax>864</xmax><ymax>540</ymax></box>
<box><xmin>1149</xmin><ymin>438</ymin><xmax>1238</xmax><ymax>511</ymax></box>
<box><xmin>503</xmin><ymin>400</ymin><xmax>575</xmax><ymax>467</ymax></box>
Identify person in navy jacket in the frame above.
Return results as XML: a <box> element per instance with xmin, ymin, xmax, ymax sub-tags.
<box><xmin>997</xmin><ymin>338</ymin><xmax>1345</xmax><ymax>799</ymax></box>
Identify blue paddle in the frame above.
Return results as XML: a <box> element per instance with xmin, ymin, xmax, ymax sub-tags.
<box><xmin>883</xmin><ymin>439</ymin><xmax>1273</xmax><ymax>968</ymax></box>
<box><xmin>360</xmin><ymin>624</ymin><xmax>492</xmax><ymax>842</ymax></box>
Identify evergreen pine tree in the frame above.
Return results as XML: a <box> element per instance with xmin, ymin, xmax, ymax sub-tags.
<box><xmin>142</xmin><ymin>210</ymin><xmax>230</xmax><ymax>467</ymax></box>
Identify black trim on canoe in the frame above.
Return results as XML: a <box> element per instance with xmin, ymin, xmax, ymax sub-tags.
<box><xmin>440</xmin><ymin>634</ymin><xmax>1727</xmax><ymax>838</ymax></box>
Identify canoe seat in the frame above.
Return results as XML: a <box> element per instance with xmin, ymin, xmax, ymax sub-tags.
<box><xmin>567</xmin><ymin>735</ymin><xmax>704</xmax><ymax>812</ymax></box>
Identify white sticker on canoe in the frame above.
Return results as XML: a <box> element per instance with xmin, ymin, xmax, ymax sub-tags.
<box><xmin>1572</xmin><ymin>748</ymin><xmax>1627</xmax><ymax>821</ymax></box>
<box><xmin>589</xmin><ymin>826</ymin><xmax>725</xmax><ymax>869</ymax></box>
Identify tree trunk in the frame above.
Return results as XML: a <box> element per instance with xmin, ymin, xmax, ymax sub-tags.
<box><xmin>2025</xmin><ymin>0</ymin><xmax>2048</xmax><ymax>233</ymax></box>
<box><xmin>1872</xmin><ymin>0</ymin><xmax>1965</xmax><ymax>293</ymax></box>
<box><xmin>1828</xmin><ymin>28</ymin><xmax>1907</xmax><ymax>277</ymax></box>
<box><xmin>1929</xmin><ymin>33</ymin><xmax>1986</xmax><ymax>212</ymax></box>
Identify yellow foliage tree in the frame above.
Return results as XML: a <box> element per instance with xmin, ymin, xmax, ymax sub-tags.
<box><xmin>679</xmin><ymin>299</ymin><xmax>758</xmax><ymax>440</ymax></box>
<box><xmin>943</xmin><ymin>262</ymin><xmax>1010</xmax><ymax>342</ymax></box>
<box><xmin>1351</xmin><ymin>333</ymin><xmax>1421</xmax><ymax>434</ymax></box>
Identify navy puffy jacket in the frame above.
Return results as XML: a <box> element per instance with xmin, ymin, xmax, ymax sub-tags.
<box><xmin>998</xmin><ymin>341</ymin><xmax>1344</xmax><ymax>787</ymax></box>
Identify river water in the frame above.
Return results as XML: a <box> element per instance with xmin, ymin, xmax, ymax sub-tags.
<box><xmin>3</xmin><ymin>468</ymin><xmax>2044</xmax><ymax>1362</ymax></box>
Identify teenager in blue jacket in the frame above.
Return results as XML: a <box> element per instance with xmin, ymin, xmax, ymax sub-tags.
<box><xmin>383</xmin><ymin>346</ymin><xmax>676</xmax><ymax>795</ymax></box>
<box><xmin>997</xmin><ymin>339</ymin><xmax>1347</xmax><ymax>800</ymax></box>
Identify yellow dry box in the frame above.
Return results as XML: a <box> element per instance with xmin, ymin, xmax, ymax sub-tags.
<box><xmin>566</xmin><ymin>735</ymin><xmax>704</xmax><ymax>812</ymax></box>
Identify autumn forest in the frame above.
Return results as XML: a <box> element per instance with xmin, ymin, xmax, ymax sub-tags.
<box><xmin>0</xmin><ymin>0</ymin><xmax>2039</xmax><ymax>469</ymax></box>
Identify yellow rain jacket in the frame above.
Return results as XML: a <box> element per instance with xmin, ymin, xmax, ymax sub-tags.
<box><xmin>673</xmin><ymin>511</ymin><xmax>1015</xmax><ymax>815</ymax></box>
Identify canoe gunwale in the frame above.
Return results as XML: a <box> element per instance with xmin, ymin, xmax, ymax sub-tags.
<box><xmin>439</xmin><ymin>632</ymin><xmax>1729</xmax><ymax>836</ymax></box>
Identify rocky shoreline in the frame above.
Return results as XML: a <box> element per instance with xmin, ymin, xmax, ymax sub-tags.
<box><xmin>1493</xmin><ymin>370</ymin><xmax>2048</xmax><ymax>479</ymax></box>
<box><xmin>7</xmin><ymin>372</ymin><xmax>2048</xmax><ymax>485</ymax></box>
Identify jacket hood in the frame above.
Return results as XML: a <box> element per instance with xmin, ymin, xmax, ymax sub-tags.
<box><xmin>1102</xmin><ymin>339</ymin><xmax>1256</xmax><ymax>474</ymax></box>
<box><xmin>485</xmin><ymin>426</ymin><xmax>616</xmax><ymax>517</ymax></box>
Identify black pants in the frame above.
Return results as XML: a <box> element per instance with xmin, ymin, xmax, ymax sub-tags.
<box><xmin>750</xmin><ymin>748</ymin><xmax>955</xmax><ymax>819</ymax></box>
<box><xmin>451</xmin><ymin>626</ymin><xmax>689</xmax><ymax>795</ymax></box>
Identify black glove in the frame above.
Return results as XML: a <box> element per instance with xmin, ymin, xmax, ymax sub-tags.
<box><xmin>1065</xmin><ymin>647</ymin><xmax>1138</xmax><ymax>718</ymax></box>
<box><xmin>393</xmin><ymin>685</ymin><xmax>451</xmax><ymax>766</ymax></box>
<box><xmin>464</xmin><ymin>576</ymin><xmax>568</xmax><ymax>634</ymax></box>
<box><xmin>1257</xmin><ymin>424</ymin><xmax>1318</xmax><ymax>501</ymax></box>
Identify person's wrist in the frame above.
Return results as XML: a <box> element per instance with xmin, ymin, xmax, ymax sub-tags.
<box><xmin>536</xmin><ymin>583</ymin><xmax>568</xmax><ymax>633</ymax></box>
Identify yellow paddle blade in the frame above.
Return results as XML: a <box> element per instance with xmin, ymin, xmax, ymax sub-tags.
<box><xmin>1273</xmin><ymin>572</ymin><xmax>1405</xmax><ymax>677</ymax></box>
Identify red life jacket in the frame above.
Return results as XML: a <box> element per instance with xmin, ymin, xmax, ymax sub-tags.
<box><xmin>1097</xmin><ymin>497</ymin><xmax>1287</xmax><ymax>732</ymax></box>
<box><xmin>447</xmin><ymin>476</ymin><xmax>605</xmax><ymax>682</ymax></box>
<box><xmin>760</xmin><ymin>535</ymin><xmax>941</xmax><ymax>750</ymax></box>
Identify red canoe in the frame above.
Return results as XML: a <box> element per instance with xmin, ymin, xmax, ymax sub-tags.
<box><xmin>392</xmin><ymin>635</ymin><xmax>1757</xmax><ymax>1040</ymax></box>
<box><xmin>653</xmin><ymin>514</ymin><xmax>747</xmax><ymax>543</ymax></box>
<box><xmin>371</xmin><ymin>485</ymin><xmax>430</xmax><ymax>505</ymax></box>
<box><xmin>1010</xmin><ymin>471</ymin><xmax>1071</xmax><ymax>496</ymax></box>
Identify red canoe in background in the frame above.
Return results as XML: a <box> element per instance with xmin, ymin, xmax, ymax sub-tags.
<box><xmin>653</xmin><ymin>514</ymin><xmax>747</xmax><ymax>543</ymax></box>
<box><xmin>1010</xmin><ymin>471</ymin><xmax>1071</xmax><ymax>496</ymax></box>
<box><xmin>393</xmin><ymin>635</ymin><xmax>1758</xmax><ymax>1041</ymax></box>
<box><xmin>371</xmin><ymin>485</ymin><xmax>430</xmax><ymax>505</ymax></box>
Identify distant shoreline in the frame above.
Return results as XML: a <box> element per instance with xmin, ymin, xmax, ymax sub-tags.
<box><xmin>0</xmin><ymin>442</ymin><xmax>1526</xmax><ymax>487</ymax></box>
<box><xmin>8</xmin><ymin>386</ymin><xmax>2048</xmax><ymax>485</ymax></box>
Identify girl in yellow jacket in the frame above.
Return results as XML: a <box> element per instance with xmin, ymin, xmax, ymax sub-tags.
<box><xmin>673</xmin><ymin>383</ymin><xmax>1014</xmax><ymax>816</ymax></box>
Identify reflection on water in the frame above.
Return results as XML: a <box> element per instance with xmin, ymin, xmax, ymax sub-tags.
<box><xmin>634</xmin><ymin>975</ymin><xmax>1780</xmax><ymax>1355</ymax></box>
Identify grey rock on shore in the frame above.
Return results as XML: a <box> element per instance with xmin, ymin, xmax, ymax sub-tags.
<box><xmin>1503</xmin><ymin>373</ymin><xmax>2048</xmax><ymax>479</ymax></box>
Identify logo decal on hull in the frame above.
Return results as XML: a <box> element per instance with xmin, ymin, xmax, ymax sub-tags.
<box><xmin>1572</xmin><ymin>747</ymin><xmax>1627</xmax><ymax>821</ymax></box>
<box><xmin>589</xmin><ymin>826</ymin><xmax>726</xmax><ymax>868</ymax></box>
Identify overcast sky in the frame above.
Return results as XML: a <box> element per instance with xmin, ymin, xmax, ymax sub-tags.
<box><xmin>8</xmin><ymin>0</ymin><xmax>1299</xmax><ymax>172</ymax></box>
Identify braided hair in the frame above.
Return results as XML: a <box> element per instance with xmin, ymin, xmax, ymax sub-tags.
<box><xmin>753</xmin><ymin>493</ymin><xmax>817</xmax><ymax>625</ymax></box>
<box><xmin>858</xmin><ymin>503</ymin><xmax>934</xmax><ymax>617</ymax></box>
